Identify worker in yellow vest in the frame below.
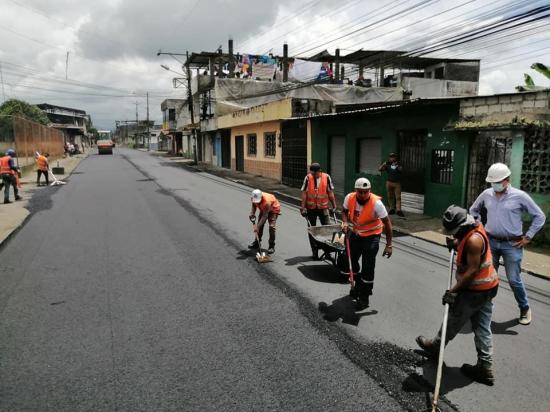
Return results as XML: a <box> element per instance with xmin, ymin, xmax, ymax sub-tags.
<box><xmin>416</xmin><ymin>205</ymin><xmax>499</xmax><ymax>385</ymax></box>
<box><xmin>35</xmin><ymin>152</ymin><xmax>50</xmax><ymax>186</ymax></box>
<box><xmin>0</xmin><ymin>149</ymin><xmax>22</xmax><ymax>204</ymax></box>
<box><xmin>300</xmin><ymin>163</ymin><xmax>337</xmax><ymax>260</ymax></box>
<box><xmin>341</xmin><ymin>177</ymin><xmax>393</xmax><ymax>310</ymax></box>
<box><xmin>249</xmin><ymin>189</ymin><xmax>281</xmax><ymax>254</ymax></box>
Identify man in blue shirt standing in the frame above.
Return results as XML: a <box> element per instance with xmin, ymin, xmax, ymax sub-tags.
<box><xmin>469</xmin><ymin>163</ymin><xmax>546</xmax><ymax>325</ymax></box>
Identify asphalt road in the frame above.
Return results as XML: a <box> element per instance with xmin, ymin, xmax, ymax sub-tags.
<box><xmin>1</xmin><ymin>149</ymin><xmax>549</xmax><ymax>411</ymax></box>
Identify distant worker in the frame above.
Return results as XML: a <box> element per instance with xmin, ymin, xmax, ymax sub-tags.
<box><xmin>379</xmin><ymin>153</ymin><xmax>404</xmax><ymax>216</ymax></box>
<box><xmin>469</xmin><ymin>163</ymin><xmax>546</xmax><ymax>325</ymax></box>
<box><xmin>300</xmin><ymin>162</ymin><xmax>337</xmax><ymax>260</ymax></box>
<box><xmin>417</xmin><ymin>205</ymin><xmax>499</xmax><ymax>386</ymax></box>
<box><xmin>249</xmin><ymin>189</ymin><xmax>281</xmax><ymax>255</ymax></box>
<box><xmin>35</xmin><ymin>152</ymin><xmax>50</xmax><ymax>186</ymax></box>
<box><xmin>341</xmin><ymin>178</ymin><xmax>393</xmax><ymax>310</ymax></box>
<box><xmin>0</xmin><ymin>149</ymin><xmax>22</xmax><ymax>204</ymax></box>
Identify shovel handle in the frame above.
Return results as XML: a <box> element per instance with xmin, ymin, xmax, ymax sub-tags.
<box><xmin>345</xmin><ymin>233</ymin><xmax>354</xmax><ymax>288</ymax></box>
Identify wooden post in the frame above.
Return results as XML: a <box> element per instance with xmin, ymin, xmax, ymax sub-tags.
<box><xmin>335</xmin><ymin>48</ymin><xmax>340</xmax><ymax>82</ymax></box>
<box><xmin>283</xmin><ymin>43</ymin><xmax>289</xmax><ymax>82</ymax></box>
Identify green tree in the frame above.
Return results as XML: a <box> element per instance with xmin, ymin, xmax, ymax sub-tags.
<box><xmin>516</xmin><ymin>63</ymin><xmax>550</xmax><ymax>92</ymax></box>
<box><xmin>0</xmin><ymin>98</ymin><xmax>50</xmax><ymax>125</ymax></box>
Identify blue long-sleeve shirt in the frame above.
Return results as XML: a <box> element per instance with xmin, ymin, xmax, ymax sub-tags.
<box><xmin>469</xmin><ymin>186</ymin><xmax>546</xmax><ymax>239</ymax></box>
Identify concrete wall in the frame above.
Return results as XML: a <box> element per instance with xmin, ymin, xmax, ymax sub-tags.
<box><xmin>459</xmin><ymin>91</ymin><xmax>550</xmax><ymax>123</ymax></box>
<box><xmin>402</xmin><ymin>77</ymin><xmax>479</xmax><ymax>99</ymax></box>
<box><xmin>230</xmin><ymin>120</ymin><xmax>281</xmax><ymax>180</ymax></box>
<box><xmin>218</xmin><ymin>98</ymin><xmax>292</xmax><ymax>129</ymax></box>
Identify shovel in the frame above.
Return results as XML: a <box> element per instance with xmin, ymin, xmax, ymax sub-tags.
<box><xmin>432</xmin><ymin>249</ymin><xmax>455</xmax><ymax>412</ymax></box>
<box><xmin>250</xmin><ymin>216</ymin><xmax>271</xmax><ymax>263</ymax></box>
<box><xmin>345</xmin><ymin>231</ymin><xmax>355</xmax><ymax>289</ymax></box>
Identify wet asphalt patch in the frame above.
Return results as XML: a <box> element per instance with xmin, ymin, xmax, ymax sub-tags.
<box><xmin>122</xmin><ymin>153</ymin><xmax>460</xmax><ymax>412</ymax></box>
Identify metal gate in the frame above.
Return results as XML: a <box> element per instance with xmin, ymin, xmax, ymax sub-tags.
<box><xmin>398</xmin><ymin>129</ymin><xmax>427</xmax><ymax>194</ymax></box>
<box><xmin>466</xmin><ymin>132</ymin><xmax>512</xmax><ymax>206</ymax></box>
<box><xmin>281</xmin><ymin>120</ymin><xmax>308</xmax><ymax>187</ymax></box>
<box><xmin>235</xmin><ymin>135</ymin><xmax>244</xmax><ymax>172</ymax></box>
<box><xmin>330</xmin><ymin>136</ymin><xmax>346</xmax><ymax>197</ymax></box>
<box><xmin>221</xmin><ymin>130</ymin><xmax>231</xmax><ymax>169</ymax></box>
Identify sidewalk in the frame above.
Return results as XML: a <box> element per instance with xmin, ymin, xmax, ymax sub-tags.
<box><xmin>0</xmin><ymin>152</ymin><xmax>88</xmax><ymax>248</ymax></box>
<box><xmin>154</xmin><ymin>151</ymin><xmax>550</xmax><ymax>279</ymax></box>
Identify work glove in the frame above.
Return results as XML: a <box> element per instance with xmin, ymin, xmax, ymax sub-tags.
<box><xmin>446</xmin><ymin>237</ymin><xmax>457</xmax><ymax>252</ymax></box>
<box><xmin>249</xmin><ymin>214</ymin><xmax>256</xmax><ymax>223</ymax></box>
<box><xmin>442</xmin><ymin>290</ymin><xmax>458</xmax><ymax>306</ymax></box>
<box><xmin>382</xmin><ymin>245</ymin><xmax>393</xmax><ymax>258</ymax></box>
<box><xmin>300</xmin><ymin>208</ymin><xmax>308</xmax><ymax>217</ymax></box>
<box><xmin>341</xmin><ymin>222</ymin><xmax>349</xmax><ymax>233</ymax></box>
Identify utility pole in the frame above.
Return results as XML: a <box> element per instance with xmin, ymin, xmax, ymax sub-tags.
<box><xmin>135</xmin><ymin>101</ymin><xmax>139</xmax><ymax>146</ymax></box>
<box><xmin>186</xmin><ymin>50</ymin><xmax>198</xmax><ymax>164</ymax></box>
<box><xmin>0</xmin><ymin>62</ymin><xmax>6</xmax><ymax>103</ymax></box>
<box><xmin>146</xmin><ymin>92</ymin><xmax>150</xmax><ymax>151</ymax></box>
<box><xmin>65</xmin><ymin>51</ymin><xmax>70</xmax><ymax>80</ymax></box>
<box><xmin>283</xmin><ymin>43</ymin><xmax>289</xmax><ymax>82</ymax></box>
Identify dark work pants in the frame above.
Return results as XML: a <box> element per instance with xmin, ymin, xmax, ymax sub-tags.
<box><xmin>1</xmin><ymin>173</ymin><xmax>18</xmax><ymax>202</ymax></box>
<box><xmin>258</xmin><ymin>212</ymin><xmax>278</xmax><ymax>248</ymax></box>
<box><xmin>349</xmin><ymin>233</ymin><xmax>381</xmax><ymax>297</ymax></box>
<box><xmin>307</xmin><ymin>209</ymin><xmax>330</xmax><ymax>253</ymax></box>
<box><xmin>37</xmin><ymin>170</ymin><xmax>49</xmax><ymax>185</ymax></box>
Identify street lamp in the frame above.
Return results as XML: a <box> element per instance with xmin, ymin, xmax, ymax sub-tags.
<box><xmin>160</xmin><ymin>64</ymin><xmax>185</xmax><ymax>77</ymax></box>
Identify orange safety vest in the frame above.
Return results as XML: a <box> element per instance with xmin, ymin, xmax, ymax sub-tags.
<box><xmin>36</xmin><ymin>155</ymin><xmax>48</xmax><ymax>171</ymax></box>
<box><xmin>347</xmin><ymin>192</ymin><xmax>384</xmax><ymax>237</ymax></box>
<box><xmin>305</xmin><ymin>173</ymin><xmax>330</xmax><ymax>209</ymax></box>
<box><xmin>258</xmin><ymin>192</ymin><xmax>281</xmax><ymax>215</ymax></box>
<box><xmin>456</xmin><ymin>224</ymin><xmax>499</xmax><ymax>291</ymax></box>
<box><xmin>0</xmin><ymin>156</ymin><xmax>15</xmax><ymax>175</ymax></box>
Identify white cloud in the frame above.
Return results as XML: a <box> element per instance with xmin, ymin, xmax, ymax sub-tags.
<box><xmin>0</xmin><ymin>0</ymin><xmax>549</xmax><ymax>128</ymax></box>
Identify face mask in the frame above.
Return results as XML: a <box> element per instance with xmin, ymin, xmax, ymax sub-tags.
<box><xmin>492</xmin><ymin>182</ymin><xmax>506</xmax><ymax>192</ymax></box>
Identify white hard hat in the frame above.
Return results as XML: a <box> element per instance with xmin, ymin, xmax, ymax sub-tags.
<box><xmin>486</xmin><ymin>163</ymin><xmax>511</xmax><ymax>183</ymax></box>
<box><xmin>354</xmin><ymin>177</ymin><xmax>371</xmax><ymax>189</ymax></box>
<box><xmin>251</xmin><ymin>189</ymin><xmax>263</xmax><ymax>203</ymax></box>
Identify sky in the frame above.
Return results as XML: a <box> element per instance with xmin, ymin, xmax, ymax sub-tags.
<box><xmin>0</xmin><ymin>0</ymin><xmax>549</xmax><ymax>129</ymax></box>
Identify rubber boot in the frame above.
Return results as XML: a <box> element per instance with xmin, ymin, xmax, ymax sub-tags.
<box><xmin>461</xmin><ymin>361</ymin><xmax>494</xmax><ymax>386</ymax></box>
<box><xmin>415</xmin><ymin>336</ymin><xmax>440</xmax><ymax>360</ymax></box>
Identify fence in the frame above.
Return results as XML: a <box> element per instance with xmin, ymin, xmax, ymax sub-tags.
<box><xmin>0</xmin><ymin>116</ymin><xmax>65</xmax><ymax>169</ymax></box>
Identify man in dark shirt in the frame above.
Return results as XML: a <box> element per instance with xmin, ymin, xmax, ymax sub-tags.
<box><xmin>379</xmin><ymin>153</ymin><xmax>404</xmax><ymax>216</ymax></box>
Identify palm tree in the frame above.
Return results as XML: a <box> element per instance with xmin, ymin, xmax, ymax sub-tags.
<box><xmin>516</xmin><ymin>63</ymin><xmax>550</xmax><ymax>91</ymax></box>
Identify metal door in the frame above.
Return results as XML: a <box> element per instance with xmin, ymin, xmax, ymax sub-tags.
<box><xmin>282</xmin><ymin>120</ymin><xmax>308</xmax><ymax>187</ymax></box>
<box><xmin>330</xmin><ymin>136</ymin><xmax>346</xmax><ymax>196</ymax></box>
<box><xmin>221</xmin><ymin>130</ymin><xmax>231</xmax><ymax>169</ymax></box>
<box><xmin>466</xmin><ymin>133</ymin><xmax>512</xmax><ymax>206</ymax></box>
<box><xmin>398</xmin><ymin>130</ymin><xmax>427</xmax><ymax>194</ymax></box>
<box><xmin>235</xmin><ymin>135</ymin><xmax>244</xmax><ymax>172</ymax></box>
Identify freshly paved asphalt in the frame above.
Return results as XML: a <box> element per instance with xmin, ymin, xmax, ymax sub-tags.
<box><xmin>1</xmin><ymin>149</ymin><xmax>549</xmax><ymax>411</ymax></box>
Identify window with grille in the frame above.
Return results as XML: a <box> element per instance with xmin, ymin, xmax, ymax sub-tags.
<box><xmin>264</xmin><ymin>132</ymin><xmax>276</xmax><ymax>157</ymax></box>
<box><xmin>431</xmin><ymin>149</ymin><xmax>454</xmax><ymax>184</ymax></box>
<box><xmin>247</xmin><ymin>134</ymin><xmax>257</xmax><ymax>156</ymax></box>
<box><xmin>356</xmin><ymin>137</ymin><xmax>381</xmax><ymax>175</ymax></box>
<box><xmin>521</xmin><ymin>128</ymin><xmax>549</xmax><ymax>194</ymax></box>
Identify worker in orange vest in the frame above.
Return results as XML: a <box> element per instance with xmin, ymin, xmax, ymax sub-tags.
<box><xmin>416</xmin><ymin>205</ymin><xmax>499</xmax><ymax>385</ymax></box>
<box><xmin>249</xmin><ymin>189</ymin><xmax>280</xmax><ymax>254</ymax></box>
<box><xmin>35</xmin><ymin>152</ymin><xmax>50</xmax><ymax>186</ymax></box>
<box><xmin>0</xmin><ymin>149</ymin><xmax>22</xmax><ymax>204</ymax></box>
<box><xmin>341</xmin><ymin>177</ymin><xmax>393</xmax><ymax>310</ymax></box>
<box><xmin>300</xmin><ymin>162</ymin><xmax>337</xmax><ymax>260</ymax></box>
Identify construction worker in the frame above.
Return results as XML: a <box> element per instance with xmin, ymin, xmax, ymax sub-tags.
<box><xmin>35</xmin><ymin>152</ymin><xmax>50</xmax><ymax>186</ymax></box>
<box><xmin>0</xmin><ymin>149</ymin><xmax>22</xmax><ymax>204</ymax></box>
<box><xmin>469</xmin><ymin>163</ymin><xmax>545</xmax><ymax>325</ymax></box>
<box><xmin>249</xmin><ymin>189</ymin><xmax>280</xmax><ymax>254</ymax></box>
<box><xmin>341</xmin><ymin>177</ymin><xmax>393</xmax><ymax>310</ymax></box>
<box><xmin>379</xmin><ymin>153</ymin><xmax>404</xmax><ymax>216</ymax></box>
<box><xmin>416</xmin><ymin>205</ymin><xmax>499</xmax><ymax>386</ymax></box>
<box><xmin>300</xmin><ymin>162</ymin><xmax>337</xmax><ymax>260</ymax></box>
